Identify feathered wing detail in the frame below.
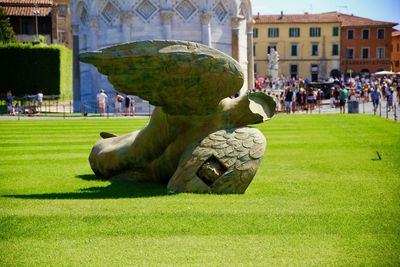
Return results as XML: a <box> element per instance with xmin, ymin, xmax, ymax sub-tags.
<box><xmin>79</xmin><ymin>40</ymin><xmax>244</xmax><ymax>115</ymax></box>
<box><xmin>167</xmin><ymin>127</ymin><xmax>266</xmax><ymax>194</ymax></box>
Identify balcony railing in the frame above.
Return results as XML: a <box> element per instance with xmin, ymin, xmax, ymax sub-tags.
<box><xmin>16</xmin><ymin>34</ymin><xmax>51</xmax><ymax>43</ymax></box>
<box><xmin>342</xmin><ymin>59</ymin><xmax>391</xmax><ymax>65</ymax></box>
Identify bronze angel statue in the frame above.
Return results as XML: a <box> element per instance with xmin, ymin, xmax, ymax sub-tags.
<box><xmin>80</xmin><ymin>40</ymin><xmax>275</xmax><ymax>194</ymax></box>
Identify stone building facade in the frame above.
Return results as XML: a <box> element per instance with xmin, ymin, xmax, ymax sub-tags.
<box><xmin>70</xmin><ymin>0</ymin><xmax>254</xmax><ymax>113</ymax></box>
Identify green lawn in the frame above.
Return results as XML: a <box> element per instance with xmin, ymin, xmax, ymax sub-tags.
<box><xmin>0</xmin><ymin>115</ymin><xmax>399</xmax><ymax>266</ymax></box>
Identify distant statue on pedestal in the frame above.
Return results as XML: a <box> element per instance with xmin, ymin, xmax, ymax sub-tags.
<box><xmin>267</xmin><ymin>48</ymin><xmax>279</xmax><ymax>81</ymax></box>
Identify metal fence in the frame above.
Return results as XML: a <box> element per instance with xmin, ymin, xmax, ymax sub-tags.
<box><xmin>1</xmin><ymin>94</ymin><xmax>398</xmax><ymax>122</ymax></box>
<box><xmin>0</xmin><ymin>96</ymin><xmax>155</xmax><ymax>119</ymax></box>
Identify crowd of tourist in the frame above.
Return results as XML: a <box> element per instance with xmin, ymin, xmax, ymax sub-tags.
<box><xmin>254</xmin><ymin>75</ymin><xmax>399</xmax><ymax>114</ymax></box>
<box><xmin>2</xmin><ymin>75</ymin><xmax>399</xmax><ymax>117</ymax></box>
<box><xmin>96</xmin><ymin>89</ymin><xmax>135</xmax><ymax>115</ymax></box>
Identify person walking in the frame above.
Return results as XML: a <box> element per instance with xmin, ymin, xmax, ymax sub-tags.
<box><xmin>339</xmin><ymin>86</ymin><xmax>349</xmax><ymax>114</ymax></box>
<box><xmin>284</xmin><ymin>87</ymin><xmax>294</xmax><ymax>114</ymax></box>
<box><xmin>306</xmin><ymin>87</ymin><xmax>315</xmax><ymax>114</ymax></box>
<box><xmin>6</xmin><ymin>90</ymin><xmax>13</xmax><ymax>115</ymax></box>
<box><xmin>386</xmin><ymin>87</ymin><xmax>393</xmax><ymax>112</ymax></box>
<box><xmin>370</xmin><ymin>87</ymin><xmax>381</xmax><ymax>114</ymax></box>
<box><xmin>96</xmin><ymin>89</ymin><xmax>108</xmax><ymax>114</ymax></box>
<box><xmin>113</xmin><ymin>92</ymin><xmax>124</xmax><ymax>114</ymax></box>
<box><xmin>37</xmin><ymin>90</ymin><xmax>43</xmax><ymax>113</ymax></box>
<box><xmin>124</xmin><ymin>95</ymin><xmax>131</xmax><ymax>115</ymax></box>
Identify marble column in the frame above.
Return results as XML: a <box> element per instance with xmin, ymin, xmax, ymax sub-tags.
<box><xmin>120</xmin><ymin>12</ymin><xmax>133</xmax><ymax>43</ymax></box>
<box><xmin>71</xmin><ymin>24</ymin><xmax>81</xmax><ymax>112</ymax></box>
<box><xmin>88</xmin><ymin>16</ymin><xmax>101</xmax><ymax>111</ymax></box>
<box><xmin>201</xmin><ymin>11</ymin><xmax>213</xmax><ymax>47</ymax></box>
<box><xmin>88</xmin><ymin>16</ymin><xmax>99</xmax><ymax>50</ymax></box>
<box><xmin>247</xmin><ymin>20</ymin><xmax>255</xmax><ymax>91</ymax></box>
<box><xmin>231</xmin><ymin>16</ymin><xmax>244</xmax><ymax>61</ymax></box>
<box><xmin>160</xmin><ymin>10</ymin><xmax>174</xmax><ymax>39</ymax></box>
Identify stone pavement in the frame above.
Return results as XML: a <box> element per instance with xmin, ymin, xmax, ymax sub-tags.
<box><xmin>1</xmin><ymin>99</ymin><xmax>399</xmax><ymax>122</ymax></box>
<box><xmin>279</xmin><ymin>99</ymin><xmax>399</xmax><ymax>122</ymax></box>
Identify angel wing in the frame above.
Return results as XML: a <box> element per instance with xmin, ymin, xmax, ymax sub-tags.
<box><xmin>79</xmin><ymin>40</ymin><xmax>244</xmax><ymax>115</ymax></box>
<box><xmin>167</xmin><ymin>127</ymin><xmax>266</xmax><ymax>194</ymax></box>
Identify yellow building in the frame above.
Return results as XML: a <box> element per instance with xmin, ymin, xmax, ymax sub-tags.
<box><xmin>253</xmin><ymin>12</ymin><xmax>341</xmax><ymax>81</ymax></box>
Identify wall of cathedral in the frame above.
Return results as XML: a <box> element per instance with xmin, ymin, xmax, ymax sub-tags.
<box><xmin>71</xmin><ymin>0</ymin><xmax>253</xmax><ymax>113</ymax></box>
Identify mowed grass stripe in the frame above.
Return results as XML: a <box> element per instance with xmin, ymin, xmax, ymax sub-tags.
<box><xmin>0</xmin><ymin>115</ymin><xmax>399</xmax><ymax>266</ymax></box>
<box><xmin>1</xmin><ymin>211</ymin><xmax>397</xmax><ymax>239</ymax></box>
<box><xmin>1</xmin><ymin>235</ymin><xmax>395</xmax><ymax>266</ymax></box>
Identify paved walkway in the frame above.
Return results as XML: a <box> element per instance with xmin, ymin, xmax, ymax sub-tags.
<box><xmin>278</xmin><ymin>99</ymin><xmax>399</xmax><ymax>122</ymax></box>
<box><xmin>1</xmin><ymin>99</ymin><xmax>399</xmax><ymax>122</ymax></box>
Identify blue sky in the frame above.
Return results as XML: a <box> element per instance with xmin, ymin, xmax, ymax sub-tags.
<box><xmin>251</xmin><ymin>0</ymin><xmax>400</xmax><ymax>30</ymax></box>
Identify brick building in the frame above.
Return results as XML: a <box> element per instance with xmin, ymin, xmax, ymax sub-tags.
<box><xmin>338</xmin><ymin>13</ymin><xmax>397</xmax><ymax>76</ymax></box>
<box><xmin>53</xmin><ymin>0</ymin><xmax>72</xmax><ymax>48</ymax></box>
<box><xmin>392</xmin><ymin>31</ymin><xmax>400</xmax><ymax>72</ymax></box>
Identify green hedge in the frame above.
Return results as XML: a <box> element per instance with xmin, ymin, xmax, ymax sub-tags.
<box><xmin>0</xmin><ymin>43</ymin><xmax>72</xmax><ymax>100</ymax></box>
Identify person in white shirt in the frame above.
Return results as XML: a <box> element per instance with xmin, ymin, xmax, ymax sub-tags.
<box><xmin>96</xmin><ymin>89</ymin><xmax>108</xmax><ymax>114</ymax></box>
<box><xmin>37</xmin><ymin>91</ymin><xmax>43</xmax><ymax>113</ymax></box>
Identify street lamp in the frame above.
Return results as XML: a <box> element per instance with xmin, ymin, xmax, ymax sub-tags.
<box><xmin>33</xmin><ymin>3</ymin><xmax>40</xmax><ymax>41</ymax></box>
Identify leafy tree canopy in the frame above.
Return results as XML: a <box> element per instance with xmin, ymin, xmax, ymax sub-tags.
<box><xmin>0</xmin><ymin>7</ymin><xmax>16</xmax><ymax>43</ymax></box>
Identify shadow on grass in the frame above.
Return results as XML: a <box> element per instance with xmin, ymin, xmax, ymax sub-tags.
<box><xmin>3</xmin><ymin>174</ymin><xmax>169</xmax><ymax>199</ymax></box>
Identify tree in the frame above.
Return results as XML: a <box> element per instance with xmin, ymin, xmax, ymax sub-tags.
<box><xmin>0</xmin><ymin>7</ymin><xmax>16</xmax><ymax>43</ymax></box>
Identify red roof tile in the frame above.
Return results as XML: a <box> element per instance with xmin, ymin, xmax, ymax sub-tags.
<box><xmin>1</xmin><ymin>6</ymin><xmax>52</xmax><ymax>16</ymax></box>
<box><xmin>0</xmin><ymin>0</ymin><xmax>53</xmax><ymax>4</ymax></box>
<box><xmin>254</xmin><ymin>11</ymin><xmax>397</xmax><ymax>28</ymax></box>
<box><xmin>254</xmin><ymin>12</ymin><xmax>340</xmax><ymax>24</ymax></box>
<box><xmin>337</xmin><ymin>12</ymin><xmax>397</xmax><ymax>27</ymax></box>
<box><xmin>393</xmin><ymin>31</ymin><xmax>400</xmax><ymax>37</ymax></box>
<box><xmin>0</xmin><ymin>0</ymin><xmax>53</xmax><ymax>17</ymax></box>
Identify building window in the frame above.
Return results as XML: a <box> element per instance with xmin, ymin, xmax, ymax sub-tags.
<box><xmin>289</xmin><ymin>27</ymin><xmax>300</xmax><ymax>37</ymax></box>
<box><xmin>311</xmin><ymin>64</ymin><xmax>319</xmax><ymax>81</ymax></box>
<box><xmin>253</xmin><ymin>28</ymin><xmax>259</xmax><ymax>38</ymax></box>
<box><xmin>346</xmin><ymin>48</ymin><xmax>354</xmax><ymax>59</ymax></box>
<box><xmin>268</xmin><ymin>28</ymin><xmax>279</xmax><ymax>37</ymax></box>
<box><xmin>290</xmin><ymin>64</ymin><xmax>298</xmax><ymax>78</ymax></box>
<box><xmin>362</xmin><ymin>48</ymin><xmax>369</xmax><ymax>59</ymax></box>
<box><xmin>309</xmin><ymin>27</ymin><xmax>321</xmax><ymax>37</ymax></box>
<box><xmin>376</xmin><ymin>47</ymin><xmax>384</xmax><ymax>59</ymax></box>
<box><xmin>332</xmin><ymin>26</ymin><xmax>339</xmax><ymax>36</ymax></box>
<box><xmin>254</xmin><ymin>63</ymin><xmax>257</xmax><ymax>73</ymax></box>
<box><xmin>58</xmin><ymin>30</ymin><xmax>66</xmax><ymax>43</ymax></box>
<box><xmin>332</xmin><ymin>44</ymin><xmax>339</xmax><ymax>56</ymax></box>
<box><xmin>253</xmin><ymin>44</ymin><xmax>256</xmax><ymax>56</ymax></box>
<box><xmin>377</xmin><ymin>29</ymin><xmax>385</xmax><ymax>39</ymax></box>
<box><xmin>311</xmin><ymin>44</ymin><xmax>318</xmax><ymax>56</ymax></box>
<box><xmin>291</xmin><ymin>44</ymin><xmax>297</xmax><ymax>56</ymax></box>
<box><xmin>21</xmin><ymin>22</ymin><xmax>30</xmax><ymax>34</ymax></box>
<box><xmin>347</xmin><ymin>29</ymin><xmax>354</xmax><ymax>40</ymax></box>
<box><xmin>395</xmin><ymin>61</ymin><xmax>399</xmax><ymax>67</ymax></box>
<box><xmin>267</xmin><ymin>44</ymin><xmax>277</xmax><ymax>55</ymax></box>
<box><xmin>58</xmin><ymin>4</ymin><xmax>68</xmax><ymax>17</ymax></box>
<box><xmin>362</xmin><ymin>29</ymin><xmax>369</xmax><ymax>39</ymax></box>
<box><xmin>397</xmin><ymin>43</ymin><xmax>400</xmax><ymax>52</ymax></box>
